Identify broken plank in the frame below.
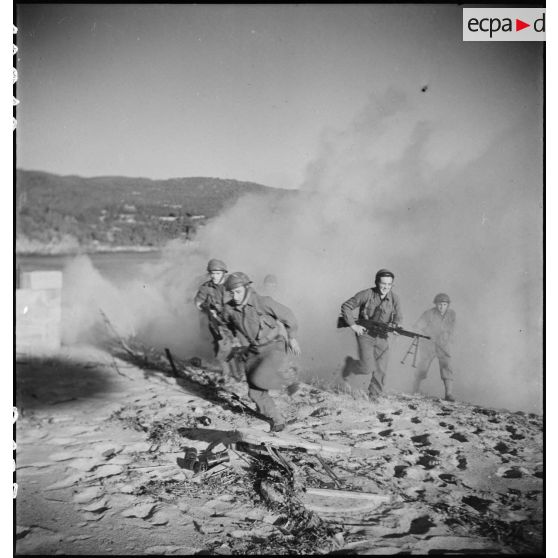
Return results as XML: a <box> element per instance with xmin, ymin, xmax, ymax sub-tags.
<box><xmin>301</xmin><ymin>488</ymin><xmax>392</xmax><ymax>516</ymax></box>
<box><xmin>234</xmin><ymin>428</ymin><xmax>351</xmax><ymax>458</ymax></box>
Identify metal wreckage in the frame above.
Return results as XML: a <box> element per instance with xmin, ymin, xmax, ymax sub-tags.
<box><xmin>98</xmin><ymin>310</ymin><xmax>542</xmax><ymax>555</ymax></box>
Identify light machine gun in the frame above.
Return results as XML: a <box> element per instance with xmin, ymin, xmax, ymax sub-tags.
<box><xmin>337</xmin><ymin>315</ymin><xmax>431</xmax><ymax>368</ymax></box>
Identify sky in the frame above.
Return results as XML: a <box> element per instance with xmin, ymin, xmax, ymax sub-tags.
<box><xmin>16</xmin><ymin>4</ymin><xmax>542</xmax><ymax>189</ymax></box>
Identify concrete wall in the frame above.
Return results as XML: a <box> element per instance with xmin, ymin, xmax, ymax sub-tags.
<box><xmin>16</xmin><ymin>271</ymin><xmax>63</xmax><ymax>354</ymax></box>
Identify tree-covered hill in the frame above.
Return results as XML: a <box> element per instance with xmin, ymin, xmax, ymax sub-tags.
<box><xmin>16</xmin><ymin>169</ymin><xmax>294</xmax><ymax>252</ymax></box>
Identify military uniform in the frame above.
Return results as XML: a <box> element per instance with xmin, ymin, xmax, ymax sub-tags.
<box><xmin>222</xmin><ymin>289</ymin><xmax>298</xmax><ymax>425</ymax></box>
<box><xmin>195</xmin><ymin>280</ymin><xmax>228</xmax><ymax>353</ymax></box>
<box><xmin>195</xmin><ymin>278</ymin><xmax>242</xmax><ymax>379</ymax></box>
<box><xmin>341</xmin><ymin>287</ymin><xmax>403</xmax><ymax>398</ymax></box>
<box><xmin>414</xmin><ymin>307</ymin><xmax>456</xmax><ymax>382</ymax></box>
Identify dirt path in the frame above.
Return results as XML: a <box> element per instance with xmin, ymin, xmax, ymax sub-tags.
<box><xmin>15</xmin><ymin>346</ymin><xmax>543</xmax><ymax>555</ymax></box>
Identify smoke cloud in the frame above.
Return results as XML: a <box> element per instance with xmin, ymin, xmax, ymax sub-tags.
<box><xmin>61</xmin><ymin>87</ymin><xmax>542</xmax><ymax>413</ymax></box>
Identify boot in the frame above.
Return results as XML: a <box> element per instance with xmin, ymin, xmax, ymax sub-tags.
<box><xmin>443</xmin><ymin>379</ymin><xmax>455</xmax><ymax>402</ymax></box>
<box><xmin>270</xmin><ymin>420</ymin><xmax>285</xmax><ymax>433</ymax></box>
<box><xmin>412</xmin><ymin>376</ymin><xmax>422</xmax><ymax>394</ymax></box>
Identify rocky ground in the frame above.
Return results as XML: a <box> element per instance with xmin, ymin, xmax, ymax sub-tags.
<box><xmin>15</xmin><ymin>343</ymin><xmax>543</xmax><ymax>555</ymax></box>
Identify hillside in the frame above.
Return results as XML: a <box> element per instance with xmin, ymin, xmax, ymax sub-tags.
<box><xmin>16</xmin><ymin>340</ymin><xmax>543</xmax><ymax>555</ymax></box>
<box><xmin>15</xmin><ymin>170</ymin><xmax>294</xmax><ymax>253</ymax></box>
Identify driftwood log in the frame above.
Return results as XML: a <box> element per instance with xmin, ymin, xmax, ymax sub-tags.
<box><xmin>234</xmin><ymin>428</ymin><xmax>352</xmax><ymax>458</ymax></box>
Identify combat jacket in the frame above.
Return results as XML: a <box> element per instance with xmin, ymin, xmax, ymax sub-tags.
<box><xmin>415</xmin><ymin>307</ymin><xmax>456</xmax><ymax>348</ymax></box>
<box><xmin>223</xmin><ymin>289</ymin><xmax>298</xmax><ymax>347</ymax></box>
<box><xmin>194</xmin><ymin>280</ymin><xmax>228</xmax><ymax>317</ymax></box>
<box><xmin>341</xmin><ymin>287</ymin><xmax>403</xmax><ymax>328</ymax></box>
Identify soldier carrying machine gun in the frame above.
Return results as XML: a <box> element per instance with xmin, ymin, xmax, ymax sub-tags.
<box><xmin>337</xmin><ymin>315</ymin><xmax>430</xmax><ymax>368</ymax></box>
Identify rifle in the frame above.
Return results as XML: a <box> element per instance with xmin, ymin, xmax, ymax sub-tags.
<box><xmin>337</xmin><ymin>315</ymin><xmax>430</xmax><ymax>340</ymax></box>
<box><xmin>200</xmin><ymin>301</ymin><xmax>226</xmax><ymax>328</ymax></box>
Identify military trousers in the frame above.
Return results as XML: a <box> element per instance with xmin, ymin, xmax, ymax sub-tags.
<box><xmin>244</xmin><ymin>339</ymin><xmax>288</xmax><ymax>424</ymax></box>
<box><xmin>416</xmin><ymin>342</ymin><xmax>453</xmax><ymax>381</ymax></box>
<box><xmin>356</xmin><ymin>333</ymin><xmax>390</xmax><ymax>398</ymax></box>
<box><xmin>206</xmin><ymin>323</ymin><xmax>242</xmax><ymax>380</ymax></box>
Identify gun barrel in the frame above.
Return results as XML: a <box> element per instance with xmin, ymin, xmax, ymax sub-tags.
<box><xmin>395</xmin><ymin>328</ymin><xmax>430</xmax><ymax>340</ymax></box>
<box><xmin>359</xmin><ymin>319</ymin><xmax>430</xmax><ymax>340</ymax></box>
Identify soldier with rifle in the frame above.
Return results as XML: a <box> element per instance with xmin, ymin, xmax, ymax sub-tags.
<box><xmin>412</xmin><ymin>293</ymin><xmax>456</xmax><ymax>401</ymax></box>
<box><xmin>194</xmin><ymin>259</ymin><xmax>241</xmax><ymax>380</ymax></box>
<box><xmin>221</xmin><ymin>272</ymin><xmax>301</xmax><ymax>432</ymax></box>
<box><xmin>340</xmin><ymin>269</ymin><xmax>403</xmax><ymax>400</ymax></box>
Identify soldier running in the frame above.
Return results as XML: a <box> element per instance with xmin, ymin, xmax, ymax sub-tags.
<box><xmin>340</xmin><ymin>269</ymin><xmax>403</xmax><ymax>400</ymax></box>
<box><xmin>194</xmin><ymin>259</ymin><xmax>241</xmax><ymax>380</ymax></box>
<box><xmin>412</xmin><ymin>293</ymin><xmax>456</xmax><ymax>401</ymax></box>
<box><xmin>222</xmin><ymin>272</ymin><xmax>301</xmax><ymax>432</ymax></box>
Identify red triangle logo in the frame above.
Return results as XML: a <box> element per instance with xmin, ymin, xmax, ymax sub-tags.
<box><xmin>516</xmin><ymin>19</ymin><xmax>530</xmax><ymax>31</ymax></box>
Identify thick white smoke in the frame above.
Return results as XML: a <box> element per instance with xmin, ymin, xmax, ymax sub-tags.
<box><xmin>61</xmin><ymin>87</ymin><xmax>542</xmax><ymax>413</ymax></box>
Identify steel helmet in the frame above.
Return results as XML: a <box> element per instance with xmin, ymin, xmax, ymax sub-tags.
<box><xmin>433</xmin><ymin>293</ymin><xmax>451</xmax><ymax>304</ymax></box>
<box><xmin>224</xmin><ymin>271</ymin><xmax>252</xmax><ymax>291</ymax></box>
<box><xmin>207</xmin><ymin>259</ymin><xmax>227</xmax><ymax>272</ymax></box>
<box><xmin>375</xmin><ymin>268</ymin><xmax>395</xmax><ymax>283</ymax></box>
<box><xmin>263</xmin><ymin>274</ymin><xmax>278</xmax><ymax>285</ymax></box>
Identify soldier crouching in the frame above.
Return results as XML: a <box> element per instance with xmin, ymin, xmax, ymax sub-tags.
<box><xmin>222</xmin><ymin>272</ymin><xmax>301</xmax><ymax>432</ymax></box>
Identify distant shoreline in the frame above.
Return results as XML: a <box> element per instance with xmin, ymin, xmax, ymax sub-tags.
<box><xmin>16</xmin><ymin>244</ymin><xmax>162</xmax><ymax>256</ymax></box>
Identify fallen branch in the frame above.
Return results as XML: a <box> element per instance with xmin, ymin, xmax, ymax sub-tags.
<box><xmin>164</xmin><ymin>348</ymin><xmax>179</xmax><ymax>377</ymax></box>
<box><xmin>99</xmin><ymin>309</ymin><xmax>136</xmax><ymax>358</ymax></box>
<box><xmin>315</xmin><ymin>454</ymin><xmax>344</xmax><ymax>488</ymax></box>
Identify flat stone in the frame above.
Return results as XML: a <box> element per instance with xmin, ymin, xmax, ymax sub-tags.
<box><xmin>72</xmin><ymin>486</ymin><xmax>104</xmax><ymax>504</ymax></box>
<box><xmin>149</xmin><ymin>509</ymin><xmax>180</xmax><ymax>526</ymax></box>
<box><xmin>81</xmin><ymin>498</ymin><xmax>109</xmax><ymax>513</ymax></box>
<box><xmin>105</xmin><ymin>494</ymin><xmax>137</xmax><ymax>509</ymax></box>
<box><xmin>121</xmin><ymin>503</ymin><xmax>157</xmax><ymax>519</ymax></box>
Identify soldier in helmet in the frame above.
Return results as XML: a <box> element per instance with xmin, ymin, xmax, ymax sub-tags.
<box><xmin>222</xmin><ymin>272</ymin><xmax>301</xmax><ymax>432</ymax></box>
<box><xmin>412</xmin><ymin>293</ymin><xmax>456</xmax><ymax>401</ymax></box>
<box><xmin>261</xmin><ymin>274</ymin><xmax>279</xmax><ymax>297</ymax></box>
<box><xmin>340</xmin><ymin>269</ymin><xmax>403</xmax><ymax>400</ymax></box>
<box><xmin>194</xmin><ymin>259</ymin><xmax>240</xmax><ymax>379</ymax></box>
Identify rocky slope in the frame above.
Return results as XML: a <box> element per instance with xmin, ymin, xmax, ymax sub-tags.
<box><xmin>15</xmin><ymin>345</ymin><xmax>543</xmax><ymax>555</ymax></box>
